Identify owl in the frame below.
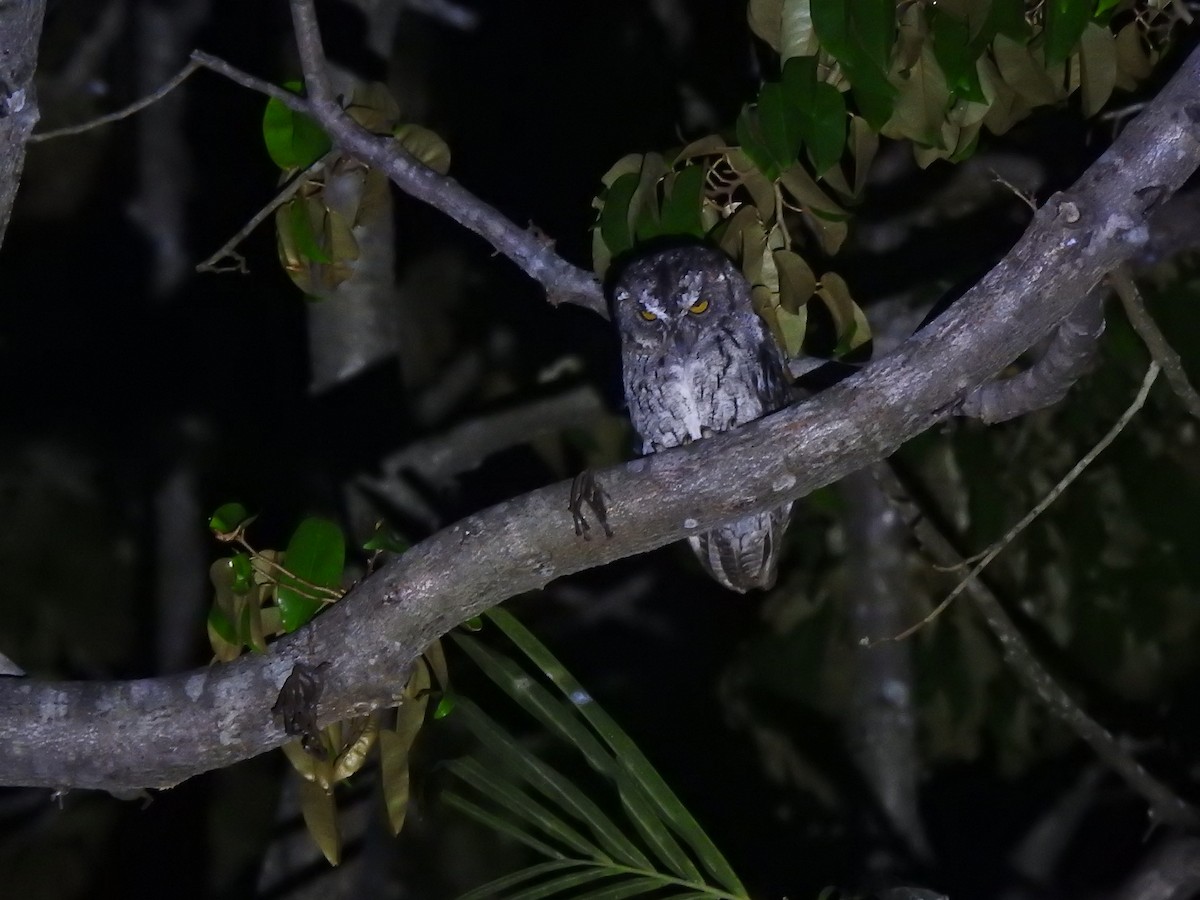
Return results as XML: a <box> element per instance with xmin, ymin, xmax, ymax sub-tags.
<box><xmin>610</xmin><ymin>243</ymin><xmax>794</xmax><ymax>593</ymax></box>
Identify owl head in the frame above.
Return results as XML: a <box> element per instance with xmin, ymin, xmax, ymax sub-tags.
<box><xmin>608</xmin><ymin>242</ymin><xmax>756</xmax><ymax>355</ymax></box>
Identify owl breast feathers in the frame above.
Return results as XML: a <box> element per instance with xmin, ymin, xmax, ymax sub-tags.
<box><xmin>610</xmin><ymin>243</ymin><xmax>794</xmax><ymax>593</ymax></box>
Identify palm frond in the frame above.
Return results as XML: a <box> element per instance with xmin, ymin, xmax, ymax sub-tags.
<box><xmin>445</xmin><ymin>607</ymin><xmax>749</xmax><ymax>900</ymax></box>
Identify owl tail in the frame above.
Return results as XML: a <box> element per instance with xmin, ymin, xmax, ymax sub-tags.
<box><xmin>688</xmin><ymin>502</ymin><xmax>794</xmax><ymax>593</ymax></box>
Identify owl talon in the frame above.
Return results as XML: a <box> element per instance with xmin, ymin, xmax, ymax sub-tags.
<box><xmin>569</xmin><ymin>470</ymin><xmax>613</xmax><ymax>540</ymax></box>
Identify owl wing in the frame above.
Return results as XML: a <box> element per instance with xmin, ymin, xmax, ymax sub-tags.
<box><xmin>689</xmin><ymin>500</ymin><xmax>794</xmax><ymax>593</ymax></box>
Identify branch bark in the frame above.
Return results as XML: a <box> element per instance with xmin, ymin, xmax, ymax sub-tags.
<box><xmin>1</xmin><ymin>33</ymin><xmax>1199</xmax><ymax>795</ymax></box>
<box><xmin>0</xmin><ymin>0</ymin><xmax>47</xmax><ymax>247</ymax></box>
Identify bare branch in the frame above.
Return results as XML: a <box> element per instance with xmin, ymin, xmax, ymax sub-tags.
<box><xmin>1111</xmin><ymin>265</ymin><xmax>1200</xmax><ymax>421</ymax></box>
<box><xmin>34</xmin><ymin>56</ymin><xmax>188</xmax><ymax>143</ymax></box>
<box><xmin>887</xmin><ymin>362</ymin><xmax>1160</xmax><ymax>642</ymax></box>
<box><xmin>1</xmin><ymin>28</ymin><xmax>1199</xmax><ymax>795</ymax></box>
<box><xmin>196</xmin><ymin>151</ymin><xmax>335</xmax><ymax>274</ymax></box>
<box><xmin>873</xmin><ymin>462</ymin><xmax>1198</xmax><ymax>828</ymax></box>
<box><xmin>189</xmin><ymin>51</ymin><xmax>309</xmax><ymax>111</ymax></box>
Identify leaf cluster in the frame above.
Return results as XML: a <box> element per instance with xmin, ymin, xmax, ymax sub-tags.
<box><xmin>592</xmin><ymin>0</ymin><xmax>1181</xmax><ymax>359</ymax></box>
<box><xmin>206</xmin><ymin>505</ymin><xmax>431</xmax><ymax>864</ymax></box>
<box><xmin>265</xmin><ymin>82</ymin><xmax>451</xmax><ymax>299</ymax></box>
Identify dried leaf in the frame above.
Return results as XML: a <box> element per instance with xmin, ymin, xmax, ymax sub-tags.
<box><xmin>1078</xmin><ymin>22</ymin><xmax>1117</xmax><ymax>117</ymax></box>
<box><xmin>298</xmin><ymin>778</ymin><xmax>341</xmax><ymax>865</ymax></box>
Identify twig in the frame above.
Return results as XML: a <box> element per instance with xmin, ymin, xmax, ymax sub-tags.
<box><xmin>29</xmin><ymin>51</ymin><xmax>309</xmax><ymax>144</ymax></box>
<box><xmin>29</xmin><ymin>59</ymin><xmax>201</xmax><ymax>143</ymax></box>
<box><xmin>882</xmin><ymin>361</ymin><xmax>1160</xmax><ymax>643</ymax></box>
<box><xmin>196</xmin><ymin>151</ymin><xmax>334</xmax><ymax>273</ymax></box>
<box><xmin>1110</xmin><ymin>266</ymin><xmax>1200</xmax><ymax>421</ymax></box>
<box><xmin>991</xmin><ymin>169</ymin><xmax>1038</xmax><ymax>212</ymax></box>
<box><xmin>872</xmin><ymin>459</ymin><xmax>1199</xmax><ymax>829</ymax></box>
<box><xmin>190</xmin><ymin>51</ymin><xmax>308</xmax><ymax>113</ymax></box>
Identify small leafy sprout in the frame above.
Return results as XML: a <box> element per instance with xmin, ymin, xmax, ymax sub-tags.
<box><xmin>208</xmin><ymin>502</ymin><xmax>255</xmax><ymax>539</ymax></box>
<box><xmin>360</xmin><ymin>520</ymin><xmax>408</xmax><ymax>556</ymax></box>
<box><xmin>433</xmin><ymin>694</ymin><xmax>457</xmax><ymax>720</ymax></box>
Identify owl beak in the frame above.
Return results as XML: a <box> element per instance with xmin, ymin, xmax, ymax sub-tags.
<box><xmin>671</xmin><ymin>327</ymin><xmax>690</xmax><ymax>356</ymax></box>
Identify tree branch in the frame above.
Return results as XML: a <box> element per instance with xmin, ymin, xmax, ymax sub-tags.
<box><xmin>285</xmin><ymin>0</ymin><xmax>605</xmax><ymax>315</ymax></box>
<box><xmin>873</xmin><ymin>461</ymin><xmax>1197</xmax><ymax>828</ymax></box>
<box><xmin>0</xmin><ymin>0</ymin><xmax>47</xmax><ymax>248</ymax></box>
<box><xmin>1111</xmin><ymin>265</ymin><xmax>1200</xmax><ymax>421</ymax></box>
<box><xmin>1</xmin><ymin>35</ymin><xmax>1199</xmax><ymax>795</ymax></box>
<box><xmin>956</xmin><ymin>284</ymin><xmax>1107</xmax><ymax>422</ymax></box>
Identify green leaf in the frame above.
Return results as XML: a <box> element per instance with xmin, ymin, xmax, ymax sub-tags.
<box><xmin>496</xmin><ymin>867</ymin><xmax>626</xmax><ymax>900</ymax></box>
<box><xmin>209</xmin><ymin>502</ymin><xmax>250</xmax><ymax>534</ymax></box>
<box><xmin>1043</xmin><ymin>0</ymin><xmax>1093</xmax><ymax>67</ymax></box>
<box><xmin>735</xmin><ymin>105</ymin><xmax>781</xmax><ymax>181</ymax></box>
<box><xmin>630</xmin><ymin>154</ymin><xmax>669</xmax><ymax>243</ymax></box>
<box><xmin>810</xmin><ymin>0</ymin><xmax>897</xmax><ymax>128</ymax></box>
<box><xmin>657</xmin><ymin>166</ymin><xmax>707</xmax><ymax>238</ymax></box>
<box><xmin>447</xmin><ymin>755</ymin><xmax>600</xmax><ymax>860</ymax></box>
<box><xmin>262</xmin><ymin>82</ymin><xmax>331</xmax><ymax>170</ymax></box>
<box><xmin>569</xmin><ymin>876</ymin><xmax>687</xmax><ymax>900</ymax></box>
<box><xmin>757</xmin><ymin>82</ymin><xmax>806</xmax><ymax>172</ymax></box>
<box><xmin>454</xmin><ymin>699</ymin><xmax>652</xmax><ymax>869</ymax></box>
<box><xmin>811</xmin><ymin>0</ymin><xmax>895</xmax><ymax>70</ymax></box>
<box><xmin>434</xmin><ymin>693</ymin><xmax>456</xmax><ymax>719</ymax></box>
<box><xmin>779</xmin><ymin>59</ymin><xmax>846</xmax><ymax>177</ymax></box>
<box><xmin>931</xmin><ymin>9</ymin><xmax>987</xmax><ymax>102</ymax></box>
<box><xmin>276</xmin><ymin>516</ymin><xmax>344</xmax><ymax>632</ymax></box>
<box><xmin>454</xmin><ymin>634</ymin><xmax>704</xmax><ymax>884</ymax></box>
<box><xmin>485</xmin><ymin>608</ymin><xmax>747</xmax><ymax>896</ymax></box>
<box><xmin>598</xmin><ymin>172</ymin><xmax>640</xmax><ymax>258</ymax></box>
<box><xmin>363</xmin><ymin>523</ymin><xmax>410</xmax><ymax>554</ymax></box>
<box><xmin>230</xmin><ymin>552</ymin><xmax>254</xmax><ymax>594</ymax></box>
<box><xmin>207</xmin><ymin>606</ymin><xmax>237</xmax><ymax>645</ymax></box>
<box><xmin>286</xmin><ymin>199</ymin><xmax>334</xmax><ymax>265</ymax></box>
<box><xmin>445</xmin><ymin>792</ymin><xmax>570</xmax><ymax>866</ymax></box>
<box><xmin>455</xmin><ymin>860</ymin><xmax>592</xmax><ymax>900</ymax></box>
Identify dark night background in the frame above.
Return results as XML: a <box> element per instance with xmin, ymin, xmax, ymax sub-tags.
<box><xmin>3</xmin><ymin>1</ymin><xmax>1200</xmax><ymax>898</ymax></box>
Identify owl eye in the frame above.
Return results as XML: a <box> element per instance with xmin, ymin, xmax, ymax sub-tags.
<box><xmin>688</xmin><ymin>298</ymin><xmax>710</xmax><ymax>315</ymax></box>
<box><xmin>638</xmin><ymin>308</ymin><xmax>658</xmax><ymax>321</ymax></box>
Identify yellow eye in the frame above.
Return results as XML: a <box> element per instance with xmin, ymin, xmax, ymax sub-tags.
<box><xmin>638</xmin><ymin>308</ymin><xmax>658</xmax><ymax>321</ymax></box>
<box><xmin>688</xmin><ymin>298</ymin><xmax>710</xmax><ymax>315</ymax></box>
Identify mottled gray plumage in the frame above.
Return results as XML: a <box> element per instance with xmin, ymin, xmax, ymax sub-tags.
<box><xmin>611</xmin><ymin>244</ymin><xmax>793</xmax><ymax>592</ymax></box>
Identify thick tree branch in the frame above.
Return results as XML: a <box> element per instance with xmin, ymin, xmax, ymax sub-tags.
<box><xmin>956</xmin><ymin>285</ymin><xmax>1107</xmax><ymax>422</ymax></box>
<box><xmin>1</xmin><ymin>37</ymin><xmax>1199</xmax><ymax>795</ymax></box>
<box><xmin>840</xmin><ymin>470</ymin><xmax>931</xmax><ymax>862</ymax></box>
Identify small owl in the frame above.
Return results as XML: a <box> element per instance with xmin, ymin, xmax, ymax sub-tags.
<box><xmin>610</xmin><ymin>243</ymin><xmax>794</xmax><ymax>592</ymax></box>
